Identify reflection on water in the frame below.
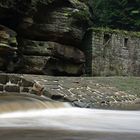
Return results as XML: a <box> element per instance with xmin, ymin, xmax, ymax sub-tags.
<box><xmin>0</xmin><ymin>93</ymin><xmax>140</xmax><ymax>140</ymax></box>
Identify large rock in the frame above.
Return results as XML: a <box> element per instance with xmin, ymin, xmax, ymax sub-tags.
<box><xmin>17</xmin><ymin>55</ymin><xmax>49</xmax><ymax>74</ymax></box>
<box><xmin>18</xmin><ymin>55</ymin><xmax>85</xmax><ymax>75</ymax></box>
<box><xmin>0</xmin><ymin>24</ymin><xmax>17</xmax><ymax>49</ymax></box>
<box><xmin>0</xmin><ymin>24</ymin><xmax>18</xmax><ymax>72</ymax></box>
<box><xmin>0</xmin><ymin>0</ymin><xmax>89</xmax><ymax>47</ymax></box>
<box><xmin>17</xmin><ymin>1</ymin><xmax>89</xmax><ymax>47</ymax></box>
<box><xmin>0</xmin><ymin>0</ymin><xmax>89</xmax><ymax>76</ymax></box>
<box><xmin>18</xmin><ymin>39</ymin><xmax>85</xmax><ymax>63</ymax></box>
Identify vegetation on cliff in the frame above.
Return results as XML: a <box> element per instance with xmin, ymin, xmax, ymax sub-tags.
<box><xmin>87</xmin><ymin>0</ymin><xmax>140</xmax><ymax>31</ymax></box>
<box><xmin>89</xmin><ymin>27</ymin><xmax>140</xmax><ymax>38</ymax></box>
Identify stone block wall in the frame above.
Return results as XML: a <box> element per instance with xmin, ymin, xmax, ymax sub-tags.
<box><xmin>0</xmin><ymin>74</ymin><xmax>33</xmax><ymax>93</ymax></box>
<box><xmin>85</xmin><ymin>28</ymin><xmax>140</xmax><ymax>76</ymax></box>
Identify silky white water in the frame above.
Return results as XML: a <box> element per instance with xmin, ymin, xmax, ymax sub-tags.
<box><xmin>0</xmin><ymin>108</ymin><xmax>140</xmax><ymax>133</ymax></box>
<box><xmin>0</xmin><ymin>94</ymin><xmax>140</xmax><ymax>140</ymax></box>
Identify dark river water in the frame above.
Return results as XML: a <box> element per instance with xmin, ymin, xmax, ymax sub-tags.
<box><xmin>0</xmin><ymin>94</ymin><xmax>140</xmax><ymax>140</ymax></box>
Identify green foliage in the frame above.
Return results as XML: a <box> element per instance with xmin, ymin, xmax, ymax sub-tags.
<box><xmin>71</xmin><ymin>10</ymin><xmax>90</xmax><ymax>24</ymax></box>
<box><xmin>89</xmin><ymin>27</ymin><xmax>140</xmax><ymax>38</ymax></box>
<box><xmin>88</xmin><ymin>0</ymin><xmax>140</xmax><ymax>31</ymax></box>
<box><xmin>78</xmin><ymin>0</ymin><xmax>88</xmax><ymax>4</ymax></box>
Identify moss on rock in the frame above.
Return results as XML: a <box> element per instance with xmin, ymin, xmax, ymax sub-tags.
<box><xmin>89</xmin><ymin>27</ymin><xmax>140</xmax><ymax>38</ymax></box>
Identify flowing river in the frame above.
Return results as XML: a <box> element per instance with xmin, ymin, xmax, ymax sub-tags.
<box><xmin>0</xmin><ymin>94</ymin><xmax>140</xmax><ymax>140</ymax></box>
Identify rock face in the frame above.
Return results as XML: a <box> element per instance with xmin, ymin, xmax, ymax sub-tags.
<box><xmin>0</xmin><ymin>25</ymin><xmax>17</xmax><ymax>49</ymax></box>
<box><xmin>18</xmin><ymin>7</ymin><xmax>85</xmax><ymax>46</ymax></box>
<box><xmin>18</xmin><ymin>40</ymin><xmax>85</xmax><ymax>63</ymax></box>
<box><xmin>18</xmin><ymin>55</ymin><xmax>84</xmax><ymax>75</ymax></box>
<box><xmin>0</xmin><ymin>0</ymin><xmax>89</xmax><ymax>76</ymax></box>
<box><xmin>0</xmin><ymin>25</ymin><xmax>18</xmax><ymax>72</ymax></box>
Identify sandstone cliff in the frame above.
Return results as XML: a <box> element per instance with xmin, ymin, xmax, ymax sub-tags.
<box><xmin>0</xmin><ymin>0</ymin><xmax>90</xmax><ymax>75</ymax></box>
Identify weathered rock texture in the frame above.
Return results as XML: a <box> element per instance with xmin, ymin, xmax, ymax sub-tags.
<box><xmin>17</xmin><ymin>39</ymin><xmax>85</xmax><ymax>75</ymax></box>
<box><xmin>0</xmin><ymin>0</ymin><xmax>89</xmax><ymax>76</ymax></box>
<box><xmin>18</xmin><ymin>40</ymin><xmax>85</xmax><ymax>63</ymax></box>
<box><xmin>84</xmin><ymin>28</ymin><xmax>140</xmax><ymax>76</ymax></box>
<box><xmin>0</xmin><ymin>25</ymin><xmax>18</xmax><ymax>72</ymax></box>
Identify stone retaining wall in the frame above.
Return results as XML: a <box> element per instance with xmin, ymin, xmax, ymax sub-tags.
<box><xmin>0</xmin><ymin>74</ymin><xmax>33</xmax><ymax>93</ymax></box>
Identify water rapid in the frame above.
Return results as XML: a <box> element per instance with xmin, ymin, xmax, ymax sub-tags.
<box><xmin>0</xmin><ymin>94</ymin><xmax>140</xmax><ymax>140</ymax></box>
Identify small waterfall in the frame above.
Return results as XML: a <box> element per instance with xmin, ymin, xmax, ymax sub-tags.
<box><xmin>0</xmin><ymin>93</ymin><xmax>71</xmax><ymax>114</ymax></box>
<box><xmin>0</xmin><ymin>93</ymin><xmax>140</xmax><ymax>140</ymax></box>
<box><xmin>0</xmin><ymin>107</ymin><xmax>139</xmax><ymax>131</ymax></box>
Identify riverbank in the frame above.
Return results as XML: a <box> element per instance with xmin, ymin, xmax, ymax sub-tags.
<box><xmin>91</xmin><ymin>77</ymin><xmax>140</xmax><ymax>97</ymax></box>
<box><xmin>0</xmin><ymin>73</ymin><xmax>139</xmax><ymax>109</ymax></box>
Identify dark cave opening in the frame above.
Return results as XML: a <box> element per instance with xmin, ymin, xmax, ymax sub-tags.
<box><xmin>0</xmin><ymin>17</ymin><xmax>20</xmax><ymax>31</ymax></box>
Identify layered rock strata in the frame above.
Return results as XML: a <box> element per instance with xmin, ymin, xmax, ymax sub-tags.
<box><xmin>17</xmin><ymin>40</ymin><xmax>85</xmax><ymax>75</ymax></box>
<box><xmin>0</xmin><ymin>0</ymin><xmax>89</xmax><ymax>76</ymax></box>
<box><xmin>0</xmin><ymin>25</ymin><xmax>18</xmax><ymax>72</ymax></box>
